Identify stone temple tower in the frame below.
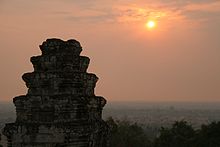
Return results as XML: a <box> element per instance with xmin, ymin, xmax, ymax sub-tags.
<box><xmin>3</xmin><ymin>39</ymin><xmax>108</xmax><ymax>147</ymax></box>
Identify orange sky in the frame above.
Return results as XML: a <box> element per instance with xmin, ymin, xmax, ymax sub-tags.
<box><xmin>0</xmin><ymin>0</ymin><xmax>220</xmax><ymax>102</ymax></box>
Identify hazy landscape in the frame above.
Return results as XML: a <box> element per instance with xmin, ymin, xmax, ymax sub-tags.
<box><xmin>1</xmin><ymin>101</ymin><xmax>220</xmax><ymax>130</ymax></box>
<box><xmin>104</xmin><ymin>101</ymin><xmax>220</xmax><ymax>127</ymax></box>
<box><xmin>1</xmin><ymin>101</ymin><xmax>220</xmax><ymax>146</ymax></box>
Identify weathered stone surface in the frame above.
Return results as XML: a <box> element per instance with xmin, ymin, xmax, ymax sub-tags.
<box><xmin>3</xmin><ymin>39</ymin><xmax>109</xmax><ymax>147</ymax></box>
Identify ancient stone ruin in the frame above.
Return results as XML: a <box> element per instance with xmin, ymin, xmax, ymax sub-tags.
<box><xmin>3</xmin><ymin>39</ymin><xmax>108</xmax><ymax>147</ymax></box>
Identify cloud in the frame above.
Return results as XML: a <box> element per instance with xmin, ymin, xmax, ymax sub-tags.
<box><xmin>59</xmin><ymin>1</ymin><xmax>181</xmax><ymax>24</ymax></box>
<box><xmin>181</xmin><ymin>1</ymin><xmax>220</xmax><ymax>22</ymax></box>
<box><xmin>23</xmin><ymin>0</ymin><xmax>219</xmax><ymax>26</ymax></box>
<box><xmin>114</xmin><ymin>5</ymin><xmax>181</xmax><ymax>23</ymax></box>
<box><xmin>184</xmin><ymin>1</ymin><xmax>220</xmax><ymax>12</ymax></box>
<box><xmin>111</xmin><ymin>0</ymin><xmax>220</xmax><ymax>26</ymax></box>
<box><xmin>67</xmin><ymin>14</ymin><xmax>116</xmax><ymax>23</ymax></box>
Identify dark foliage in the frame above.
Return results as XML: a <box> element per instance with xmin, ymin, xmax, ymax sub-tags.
<box><xmin>0</xmin><ymin>133</ymin><xmax>2</xmax><ymax>147</ymax></box>
<box><xmin>194</xmin><ymin>122</ymin><xmax>220</xmax><ymax>147</ymax></box>
<box><xmin>106</xmin><ymin>117</ymin><xmax>220</xmax><ymax>147</ymax></box>
<box><xmin>154</xmin><ymin>121</ymin><xmax>195</xmax><ymax>147</ymax></box>
<box><xmin>106</xmin><ymin>117</ymin><xmax>152</xmax><ymax>147</ymax></box>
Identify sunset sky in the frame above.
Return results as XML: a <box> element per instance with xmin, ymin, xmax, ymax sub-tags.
<box><xmin>0</xmin><ymin>0</ymin><xmax>220</xmax><ymax>102</ymax></box>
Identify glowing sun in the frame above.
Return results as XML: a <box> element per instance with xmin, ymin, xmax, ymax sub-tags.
<box><xmin>146</xmin><ymin>20</ymin><xmax>156</xmax><ymax>29</ymax></box>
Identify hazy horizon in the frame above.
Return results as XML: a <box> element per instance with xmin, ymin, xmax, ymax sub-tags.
<box><xmin>2</xmin><ymin>99</ymin><xmax>220</xmax><ymax>103</ymax></box>
<box><xmin>0</xmin><ymin>0</ymin><xmax>220</xmax><ymax>102</ymax></box>
<box><xmin>3</xmin><ymin>99</ymin><xmax>220</xmax><ymax>105</ymax></box>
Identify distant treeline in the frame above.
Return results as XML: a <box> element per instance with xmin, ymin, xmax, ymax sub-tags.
<box><xmin>106</xmin><ymin>117</ymin><xmax>220</xmax><ymax>147</ymax></box>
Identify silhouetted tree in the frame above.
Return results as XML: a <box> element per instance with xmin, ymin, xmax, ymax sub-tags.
<box><xmin>106</xmin><ymin>117</ymin><xmax>152</xmax><ymax>147</ymax></box>
<box><xmin>194</xmin><ymin>122</ymin><xmax>220</xmax><ymax>147</ymax></box>
<box><xmin>106</xmin><ymin>117</ymin><xmax>220</xmax><ymax>147</ymax></box>
<box><xmin>0</xmin><ymin>133</ymin><xmax>2</xmax><ymax>147</ymax></box>
<box><xmin>154</xmin><ymin>121</ymin><xmax>195</xmax><ymax>147</ymax></box>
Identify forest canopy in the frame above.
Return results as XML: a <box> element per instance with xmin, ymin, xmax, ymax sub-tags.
<box><xmin>106</xmin><ymin>117</ymin><xmax>220</xmax><ymax>147</ymax></box>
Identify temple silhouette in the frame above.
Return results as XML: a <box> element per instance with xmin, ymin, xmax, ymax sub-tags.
<box><xmin>3</xmin><ymin>39</ymin><xmax>109</xmax><ymax>147</ymax></box>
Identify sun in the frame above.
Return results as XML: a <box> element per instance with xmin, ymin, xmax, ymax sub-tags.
<box><xmin>146</xmin><ymin>20</ymin><xmax>156</xmax><ymax>29</ymax></box>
